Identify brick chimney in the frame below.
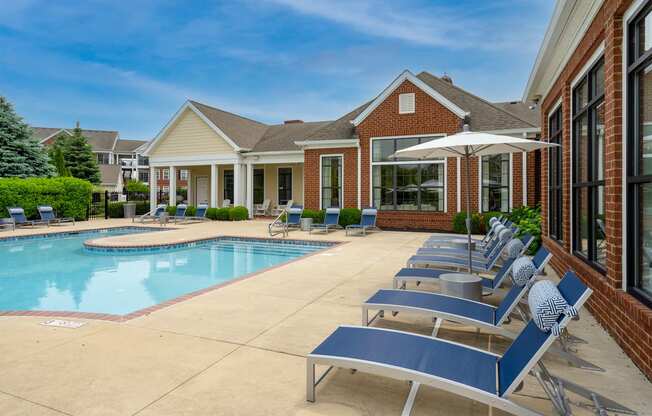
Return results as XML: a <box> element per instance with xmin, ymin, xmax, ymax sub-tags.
<box><xmin>284</xmin><ymin>120</ymin><xmax>304</xmax><ymax>124</ymax></box>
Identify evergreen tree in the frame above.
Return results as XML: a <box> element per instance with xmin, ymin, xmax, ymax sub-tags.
<box><xmin>0</xmin><ymin>96</ymin><xmax>53</xmax><ymax>178</ymax></box>
<box><xmin>65</xmin><ymin>123</ymin><xmax>101</xmax><ymax>184</ymax></box>
<box><xmin>51</xmin><ymin>145</ymin><xmax>70</xmax><ymax>177</ymax></box>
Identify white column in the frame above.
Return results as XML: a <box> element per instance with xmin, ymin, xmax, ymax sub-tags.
<box><xmin>246</xmin><ymin>162</ymin><xmax>254</xmax><ymax>218</ymax></box>
<box><xmin>149</xmin><ymin>166</ymin><xmax>157</xmax><ymax>212</ymax></box>
<box><xmin>233</xmin><ymin>163</ymin><xmax>242</xmax><ymax>206</ymax></box>
<box><xmin>169</xmin><ymin>166</ymin><xmax>176</xmax><ymax>207</ymax></box>
<box><xmin>210</xmin><ymin>164</ymin><xmax>218</xmax><ymax>208</ymax></box>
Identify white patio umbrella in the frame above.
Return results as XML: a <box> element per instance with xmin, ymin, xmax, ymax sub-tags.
<box><xmin>394</xmin><ymin>126</ymin><xmax>558</xmax><ymax>274</ymax></box>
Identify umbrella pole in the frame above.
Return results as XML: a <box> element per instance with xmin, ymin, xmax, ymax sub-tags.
<box><xmin>465</xmin><ymin>153</ymin><xmax>473</xmax><ymax>274</ymax></box>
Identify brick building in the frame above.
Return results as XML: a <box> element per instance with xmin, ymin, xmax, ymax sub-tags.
<box><xmin>524</xmin><ymin>0</ymin><xmax>652</xmax><ymax>380</ymax></box>
<box><xmin>144</xmin><ymin>70</ymin><xmax>539</xmax><ymax>229</ymax></box>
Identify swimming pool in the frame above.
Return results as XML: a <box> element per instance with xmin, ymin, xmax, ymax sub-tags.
<box><xmin>0</xmin><ymin>228</ymin><xmax>329</xmax><ymax>316</ymax></box>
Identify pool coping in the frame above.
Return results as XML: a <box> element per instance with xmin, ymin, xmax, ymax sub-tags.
<box><xmin>0</xmin><ymin>228</ymin><xmax>345</xmax><ymax>322</ymax></box>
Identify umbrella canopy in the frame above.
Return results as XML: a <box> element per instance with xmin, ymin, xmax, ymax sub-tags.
<box><xmin>394</xmin><ymin>131</ymin><xmax>554</xmax><ymax>159</ymax></box>
<box><xmin>393</xmin><ymin>128</ymin><xmax>558</xmax><ymax>274</ymax></box>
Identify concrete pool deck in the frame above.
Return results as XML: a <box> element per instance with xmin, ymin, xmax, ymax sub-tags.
<box><xmin>0</xmin><ymin>219</ymin><xmax>650</xmax><ymax>415</ymax></box>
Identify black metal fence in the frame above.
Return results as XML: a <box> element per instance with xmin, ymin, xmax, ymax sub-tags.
<box><xmin>88</xmin><ymin>191</ymin><xmax>109</xmax><ymax>220</ymax></box>
<box><xmin>87</xmin><ymin>190</ymin><xmax>174</xmax><ymax>220</ymax></box>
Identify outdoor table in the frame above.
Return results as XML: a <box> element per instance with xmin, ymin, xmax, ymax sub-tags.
<box><xmin>159</xmin><ymin>212</ymin><xmax>169</xmax><ymax>227</ymax></box>
<box><xmin>445</xmin><ymin>238</ymin><xmax>476</xmax><ymax>250</ymax></box>
<box><xmin>301</xmin><ymin>217</ymin><xmax>313</xmax><ymax>231</ymax></box>
<box><xmin>439</xmin><ymin>273</ymin><xmax>482</xmax><ymax>301</ymax></box>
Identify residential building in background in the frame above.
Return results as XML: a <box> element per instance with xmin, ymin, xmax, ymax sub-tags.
<box><xmin>144</xmin><ymin>70</ymin><xmax>540</xmax><ymax>228</ymax></box>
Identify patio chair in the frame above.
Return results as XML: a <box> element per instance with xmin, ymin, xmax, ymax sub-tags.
<box><xmin>271</xmin><ymin>199</ymin><xmax>293</xmax><ymax>216</ymax></box>
<box><xmin>170</xmin><ymin>204</ymin><xmax>188</xmax><ymax>223</ymax></box>
<box><xmin>0</xmin><ymin>217</ymin><xmax>15</xmax><ymax>231</ymax></box>
<box><xmin>394</xmin><ymin>243</ymin><xmax>545</xmax><ymax>297</ymax></box>
<box><xmin>405</xmin><ymin>227</ymin><xmax>514</xmax><ymax>272</ymax></box>
<box><xmin>37</xmin><ymin>205</ymin><xmax>75</xmax><ymax>226</ymax></box>
<box><xmin>254</xmin><ymin>199</ymin><xmax>271</xmax><ymax>216</ymax></box>
<box><xmin>416</xmin><ymin>232</ymin><xmax>533</xmax><ymax>262</ymax></box>
<box><xmin>222</xmin><ymin>199</ymin><xmax>231</xmax><ymax>208</ymax></box>
<box><xmin>307</xmin><ymin>272</ymin><xmax>634</xmax><ymax>416</ymax></box>
<box><xmin>285</xmin><ymin>206</ymin><xmax>303</xmax><ymax>229</ymax></box>
<box><xmin>309</xmin><ymin>208</ymin><xmax>340</xmax><ymax>234</ymax></box>
<box><xmin>187</xmin><ymin>204</ymin><xmax>209</xmax><ymax>222</ymax></box>
<box><xmin>423</xmin><ymin>218</ymin><xmax>514</xmax><ymax>249</ymax></box>
<box><xmin>136</xmin><ymin>204</ymin><xmax>167</xmax><ymax>223</ymax></box>
<box><xmin>345</xmin><ymin>208</ymin><xmax>378</xmax><ymax>236</ymax></box>
<box><xmin>7</xmin><ymin>207</ymin><xmax>48</xmax><ymax>227</ymax></box>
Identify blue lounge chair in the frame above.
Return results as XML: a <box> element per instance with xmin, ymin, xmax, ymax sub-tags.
<box><xmin>423</xmin><ymin>216</ymin><xmax>511</xmax><ymax>248</ymax></box>
<box><xmin>416</xmin><ymin>233</ymin><xmax>533</xmax><ymax>262</ymax></box>
<box><xmin>310</xmin><ymin>208</ymin><xmax>340</xmax><ymax>234</ymax></box>
<box><xmin>190</xmin><ymin>204</ymin><xmax>209</xmax><ymax>221</ymax></box>
<box><xmin>394</xmin><ymin>242</ymin><xmax>546</xmax><ymax>294</ymax></box>
<box><xmin>170</xmin><ymin>204</ymin><xmax>188</xmax><ymax>223</ymax></box>
<box><xmin>0</xmin><ymin>217</ymin><xmax>15</xmax><ymax>231</ymax></box>
<box><xmin>345</xmin><ymin>208</ymin><xmax>378</xmax><ymax>236</ymax></box>
<box><xmin>7</xmin><ymin>207</ymin><xmax>48</xmax><ymax>227</ymax></box>
<box><xmin>405</xmin><ymin>227</ymin><xmax>514</xmax><ymax>272</ymax></box>
<box><xmin>37</xmin><ymin>205</ymin><xmax>75</xmax><ymax>226</ymax></box>
<box><xmin>136</xmin><ymin>204</ymin><xmax>167</xmax><ymax>223</ymax></box>
<box><xmin>307</xmin><ymin>272</ymin><xmax>629</xmax><ymax>416</ymax></box>
<box><xmin>285</xmin><ymin>207</ymin><xmax>303</xmax><ymax>229</ymax></box>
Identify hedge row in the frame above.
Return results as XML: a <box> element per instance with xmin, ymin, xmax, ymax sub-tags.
<box><xmin>281</xmin><ymin>208</ymin><xmax>362</xmax><ymax>227</ymax></box>
<box><xmin>108</xmin><ymin>203</ymin><xmax>250</xmax><ymax>221</ymax></box>
<box><xmin>0</xmin><ymin>177</ymin><xmax>93</xmax><ymax>220</ymax></box>
<box><xmin>108</xmin><ymin>201</ymin><xmax>151</xmax><ymax>218</ymax></box>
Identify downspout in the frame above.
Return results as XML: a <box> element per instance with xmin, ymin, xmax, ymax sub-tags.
<box><xmin>356</xmin><ymin>140</ymin><xmax>361</xmax><ymax>209</ymax></box>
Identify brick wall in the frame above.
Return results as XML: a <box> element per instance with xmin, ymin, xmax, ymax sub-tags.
<box><xmin>303</xmin><ymin>147</ymin><xmax>358</xmax><ymax>210</ymax></box>
<box><xmin>539</xmin><ymin>0</ymin><xmax>652</xmax><ymax>380</ymax></box>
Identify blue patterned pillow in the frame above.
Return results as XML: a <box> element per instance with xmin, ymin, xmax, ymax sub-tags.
<box><xmin>489</xmin><ymin>217</ymin><xmax>499</xmax><ymax>226</ymax></box>
<box><xmin>528</xmin><ymin>280</ymin><xmax>578</xmax><ymax>335</ymax></box>
<box><xmin>497</xmin><ymin>228</ymin><xmax>513</xmax><ymax>243</ymax></box>
<box><xmin>511</xmin><ymin>256</ymin><xmax>535</xmax><ymax>286</ymax></box>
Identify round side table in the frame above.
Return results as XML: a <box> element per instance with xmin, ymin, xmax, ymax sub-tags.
<box><xmin>439</xmin><ymin>273</ymin><xmax>482</xmax><ymax>301</ymax></box>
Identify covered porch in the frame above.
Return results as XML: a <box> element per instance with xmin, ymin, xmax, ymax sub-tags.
<box><xmin>149</xmin><ymin>160</ymin><xmax>303</xmax><ymax>217</ymax></box>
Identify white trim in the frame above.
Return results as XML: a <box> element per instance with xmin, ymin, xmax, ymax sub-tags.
<box><xmin>522</xmin><ymin>151</ymin><xmax>528</xmax><ymax>206</ymax></box>
<box><xmin>319</xmin><ymin>154</ymin><xmax>344</xmax><ymax>209</ymax></box>
<box><xmin>456</xmin><ymin>157</ymin><xmax>461</xmax><ymax>212</ymax></box>
<box><xmin>398</xmin><ymin>93</ymin><xmax>416</xmax><ymax>114</ymax></box>
<box><xmin>479</xmin><ymin>154</ymin><xmax>512</xmax><ymax>212</ymax></box>
<box><xmin>276</xmin><ymin>166</ymin><xmax>293</xmax><ymax>206</ymax></box>
<box><xmin>509</xmin><ymin>153</ymin><xmax>514</xmax><ymax>210</ymax></box>
<box><xmin>523</xmin><ymin>0</ymin><xmax>605</xmax><ymax>101</ymax></box>
<box><xmin>294</xmin><ymin>139</ymin><xmax>358</xmax><ymax>149</ymax></box>
<box><xmin>352</xmin><ymin>70</ymin><xmax>468</xmax><ymax>126</ymax></box>
<box><xmin>621</xmin><ymin>0</ymin><xmax>648</xmax><ymax>289</ymax></box>
<box><xmin>548</xmin><ymin>98</ymin><xmax>562</xmax><ymax>119</ymax></box>
<box><xmin>443</xmin><ymin>157</ymin><xmax>448</xmax><ymax>213</ymax></box>
<box><xmin>479</xmin><ymin>127</ymin><xmax>540</xmax><ymax>135</ymax></box>
<box><xmin>357</xmin><ymin>144</ymin><xmax>362</xmax><ymax>209</ymax></box>
<box><xmin>245</xmin><ymin>150</ymin><xmax>304</xmax><ymax>156</ymax></box>
<box><xmin>144</xmin><ymin>101</ymin><xmax>245</xmax><ymax>157</ymax></box>
<box><xmin>38</xmin><ymin>128</ymin><xmax>70</xmax><ymax>144</ymax></box>
<box><xmin>243</xmin><ymin>153</ymin><xmax>304</xmax><ymax>164</ymax></box>
<box><xmin>370</xmin><ymin>133</ymin><xmax>448</xmax><ymax>140</ymax></box>
<box><xmin>570</xmin><ymin>42</ymin><xmax>605</xmax><ymax>88</ymax></box>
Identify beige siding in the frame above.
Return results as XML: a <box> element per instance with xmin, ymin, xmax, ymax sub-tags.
<box><xmin>263</xmin><ymin>163</ymin><xmax>303</xmax><ymax>209</ymax></box>
<box><xmin>150</xmin><ymin>109</ymin><xmax>236</xmax><ymax>157</ymax></box>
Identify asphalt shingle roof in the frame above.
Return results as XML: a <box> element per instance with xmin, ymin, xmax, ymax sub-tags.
<box><xmin>492</xmin><ymin>101</ymin><xmax>540</xmax><ymax>128</ymax></box>
<box><xmin>32</xmin><ymin>127</ymin><xmax>120</xmax><ymax>151</ymax></box>
<box><xmin>99</xmin><ymin>164</ymin><xmax>122</xmax><ymax>185</ymax></box>
<box><xmin>114</xmin><ymin>139</ymin><xmax>149</xmax><ymax>153</ymax></box>
<box><xmin>252</xmin><ymin>121</ymin><xmax>331</xmax><ymax>152</ymax></box>
<box><xmin>190</xmin><ymin>101</ymin><xmax>268</xmax><ymax>150</ymax></box>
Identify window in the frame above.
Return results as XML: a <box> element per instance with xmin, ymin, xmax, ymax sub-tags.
<box><xmin>224</xmin><ymin>170</ymin><xmax>234</xmax><ymax>202</ymax></box>
<box><xmin>481</xmin><ymin>154</ymin><xmax>510</xmax><ymax>212</ymax></box>
<box><xmin>399</xmin><ymin>93</ymin><xmax>415</xmax><ymax>114</ymax></box>
<box><xmin>138</xmin><ymin>155</ymin><xmax>149</xmax><ymax>166</ymax></box>
<box><xmin>572</xmin><ymin>58</ymin><xmax>605</xmax><ymax>270</ymax></box>
<box><xmin>627</xmin><ymin>3</ymin><xmax>652</xmax><ymax>305</ymax></box>
<box><xmin>372</xmin><ymin>136</ymin><xmax>445</xmax><ymax>211</ymax></box>
<box><xmin>156</xmin><ymin>170</ymin><xmax>161</xmax><ymax>180</ymax></box>
<box><xmin>139</xmin><ymin>171</ymin><xmax>149</xmax><ymax>183</ymax></box>
<box><xmin>254</xmin><ymin>169</ymin><xmax>264</xmax><ymax>204</ymax></box>
<box><xmin>96</xmin><ymin>153</ymin><xmax>111</xmax><ymax>164</ymax></box>
<box><xmin>548</xmin><ymin>106</ymin><xmax>563</xmax><ymax>241</ymax></box>
<box><xmin>179</xmin><ymin>169</ymin><xmax>188</xmax><ymax>180</ymax></box>
<box><xmin>163</xmin><ymin>169</ymin><xmax>169</xmax><ymax>180</ymax></box>
<box><xmin>321</xmin><ymin>156</ymin><xmax>342</xmax><ymax>208</ymax></box>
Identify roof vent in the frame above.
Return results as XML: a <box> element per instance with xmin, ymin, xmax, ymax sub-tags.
<box><xmin>284</xmin><ymin>120</ymin><xmax>304</xmax><ymax>124</ymax></box>
<box><xmin>441</xmin><ymin>73</ymin><xmax>453</xmax><ymax>84</ymax></box>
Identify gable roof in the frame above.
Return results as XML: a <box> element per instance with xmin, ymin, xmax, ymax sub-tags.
<box><xmin>415</xmin><ymin>72</ymin><xmax>538</xmax><ymax>132</ymax></box>
<box><xmin>351</xmin><ymin>70</ymin><xmax>468</xmax><ymax>126</ymax></box>
<box><xmin>189</xmin><ymin>101</ymin><xmax>268</xmax><ymax>150</ymax></box>
<box><xmin>492</xmin><ymin>101</ymin><xmax>540</xmax><ymax>128</ymax></box>
<box><xmin>114</xmin><ymin>139</ymin><xmax>149</xmax><ymax>153</ymax></box>
<box><xmin>252</xmin><ymin>121</ymin><xmax>331</xmax><ymax>152</ymax></box>
<box><xmin>32</xmin><ymin>127</ymin><xmax>120</xmax><ymax>151</ymax></box>
<box><xmin>99</xmin><ymin>164</ymin><xmax>122</xmax><ymax>186</ymax></box>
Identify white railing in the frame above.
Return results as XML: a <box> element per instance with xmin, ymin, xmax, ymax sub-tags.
<box><xmin>268</xmin><ymin>210</ymin><xmax>288</xmax><ymax>237</ymax></box>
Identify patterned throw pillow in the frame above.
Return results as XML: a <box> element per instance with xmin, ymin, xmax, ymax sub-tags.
<box><xmin>504</xmin><ymin>239</ymin><xmax>524</xmax><ymax>259</ymax></box>
<box><xmin>497</xmin><ymin>228</ymin><xmax>513</xmax><ymax>243</ymax></box>
<box><xmin>489</xmin><ymin>217</ymin><xmax>499</xmax><ymax>226</ymax></box>
<box><xmin>511</xmin><ymin>256</ymin><xmax>535</xmax><ymax>286</ymax></box>
<box><xmin>528</xmin><ymin>280</ymin><xmax>578</xmax><ymax>335</ymax></box>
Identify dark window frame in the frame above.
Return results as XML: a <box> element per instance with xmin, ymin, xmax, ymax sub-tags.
<box><xmin>572</xmin><ymin>57</ymin><xmax>605</xmax><ymax>272</ymax></box>
<box><xmin>321</xmin><ymin>155</ymin><xmax>343</xmax><ymax>209</ymax></box>
<box><xmin>627</xmin><ymin>1</ymin><xmax>652</xmax><ymax>307</ymax></box>
<box><xmin>481</xmin><ymin>153</ymin><xmax>510</xmax><ymax>213</ymax></box>
<box><xmin>548</xmin><ymin>105</ymin><xmax>564</xmax><ymax>242</ymax></box>
<box><xmin>253</xmin><ymin>169</ymin><xmax>265</xmax><ymax>205</ymax></box>
<box><xmin>223</xmin><ymin>170</ymin><xmax>234</xmax><ymax>203</ymax></box>
<box><xmin>371</xmin><ymin>136</ymin><xmax>446</xmax><ymax>212</ymax></box>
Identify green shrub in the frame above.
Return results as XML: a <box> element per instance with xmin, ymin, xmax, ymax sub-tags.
<box><xmin>125</xmin><ymin>179</ymin><xmax>148</xmax><ymax>193</ymax></box>
<box><xmin>481</xmin><ymin>211</ymin><xmax>503</xmax><ymax>233</ymax></box>
<box><xmin>0</xmin><ymin>177</ymin><xmax>92</xmax><ymax>220</ymax></box>
<box><xmin>215</xmin><ymin>207</ymin><xmax>230</xmax><ymax>220</ymax></box>
<box><xmin>338</xmin><ymin>208</ymin><xmax>361</xmax><ymax>227</ymax></box>
<box><xmin>301</xmin><ymin>208</ymin><xmax>324</xmax><ymax>224</ymax></box>
<box><xmin>206</xmin><ymin>208</ymin><xmax>219</xmax><ymax>220</ymax></box>
<box><xmin>108</xmin><ymin>202</ymin><xmax>125</xmax><ymax>218</ymax></box>
<box><xmin>508</xmin><ymin>205</ymin><xmax>542</xmax><ymax>255</ymax></box>
<box><xmin>229</xmin><ymin>206</ymin><xmax>248</xmax><ymax>221</ymax></box>
<box><xmin>452</xmin><ymin>211</ymin><xmax>481</xmax><ymax>234</ymax></box>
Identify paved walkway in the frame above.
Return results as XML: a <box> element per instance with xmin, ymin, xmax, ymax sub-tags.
<box><xmin>0</xmin><ymin>219</ymin><xmax>649</xmax><ymax>415</ymax></box>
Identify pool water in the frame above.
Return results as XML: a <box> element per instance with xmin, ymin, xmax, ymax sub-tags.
<box><xmin>0</xmin><ymin>228</ymin><xmax>326</xmax><ymax>315</ymax></box>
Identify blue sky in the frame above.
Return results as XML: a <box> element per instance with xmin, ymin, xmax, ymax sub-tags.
<box><xmin>0</xmin><ymin>0</ymin><xmax>553</xmax><ymax>139</ymax></box>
